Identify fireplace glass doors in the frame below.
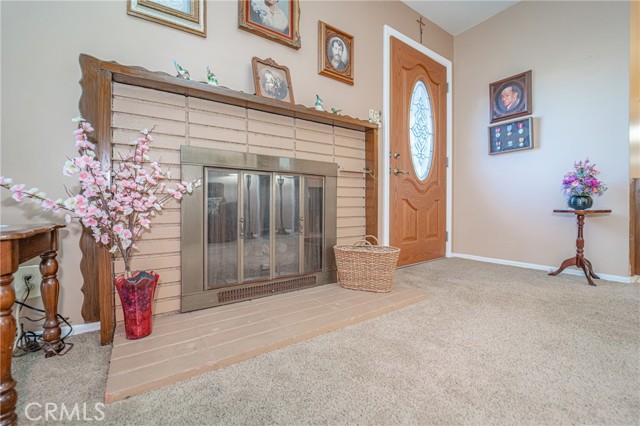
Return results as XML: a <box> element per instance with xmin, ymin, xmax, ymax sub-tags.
<box><xmin>181</xmin><ymin>146</ymin><xmax>337</xmax><ymax>312</ymax></box>
<box><xmin>205</xmin><ymin>169</ymin><xmax>324</xmax><ymax>290</ymax></box>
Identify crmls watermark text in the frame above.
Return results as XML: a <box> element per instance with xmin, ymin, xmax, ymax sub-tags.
<box><xmin>25</xmin><ymin>402</ymin><xmax>106</xmax><ymax>422</ymax></box>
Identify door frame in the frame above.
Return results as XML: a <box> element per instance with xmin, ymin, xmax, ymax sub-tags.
<box><xmin>382</xmin><ymin>25</ymin><xmax>452</xmax><ymax>257</ymax></box>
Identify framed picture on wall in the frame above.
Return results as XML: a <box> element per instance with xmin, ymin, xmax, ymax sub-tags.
<box><xmin>488</xmin><ymin>116</ymin><xmax>533</xmax><ymax>155</ymax></box>
<box><xmin>252</xmin><ymin>57</ymin><xmax>295</xmax><ymax>104</ymax></box>
<box><xmin>318</xmin><ymin>21</ymin><xmax>354</xmax><ymax>85</ymax></box>
<box><xmin>127</xmin><ymin>0</ymin><xmax>206</xmax><ymax>37</ymax></box>
<box><xmin>489</xmin><ymin>70</ymin><xmax>531</xmax><ymax>123</ymax></box>
<box><xmin>238</xmin><ymin>0</ymin><xmax>301</xmax><ymax>49</ymax></box>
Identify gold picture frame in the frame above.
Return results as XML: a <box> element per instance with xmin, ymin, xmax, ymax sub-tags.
<box><xmin>238</xmin><ymin>0</ymin><xmax>301</xmax><ymax>50</ymax></box>
<box><xmin>318</xmin><ymin>21</ymin><xmax>354</xmax><ymax>85</ymax></box>
<box><xmin>252</xmin><ymin>57</ymin><xmax>295</xmax><ymax>104</ymax></box>
<box><xmin>127</xmin><ymin>0</ymin><xmax>206</xmax><ymax>37</ymax></box>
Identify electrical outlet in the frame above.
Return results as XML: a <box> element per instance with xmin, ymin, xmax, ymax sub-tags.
<box><xmin>14</xmin><ymin>265</ymin><xmax>41</xmax><ymax>301</ymax></box>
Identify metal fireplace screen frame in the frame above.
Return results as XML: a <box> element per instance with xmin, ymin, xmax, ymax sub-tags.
<box><xmin>180</xmin><ymin>145</ymin><xmax>338</xmax><ymax>312</ymax></box>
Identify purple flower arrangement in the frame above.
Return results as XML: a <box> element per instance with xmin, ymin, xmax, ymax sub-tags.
<box><xmin>561</xmin><ymin>158</ymin><xmax>607</xmax><ymax>199</ymax></box>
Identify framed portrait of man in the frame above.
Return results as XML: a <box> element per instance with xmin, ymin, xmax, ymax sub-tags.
<box><xmin>318</xmin><ymin>21</ymin><xmax>354</xmax><ymax>85</ymax></box>
<box><xmin>489</xmin><ymin>70</ymin><xmax>532</xmax><ymax>123</ymax></box>
<box><xmin>238</xmin><ymin>0</ymin><xmax>301</xmax><ymax>49</ymax></box>
<box><xmin>252</xmin><ymin>57</ymin><xmax>295</xmax><ymax>103</ymax></box>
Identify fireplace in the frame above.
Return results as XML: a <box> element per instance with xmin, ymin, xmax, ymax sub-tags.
<box><xmin>76</xmin><ymin>55</ymin><xmax>379</xmax><ymax>342</ymax></box>
<box><xmin>180</xmin><ymin>146</ymin><xmax>338</xmax><ymax>312</ymax></box>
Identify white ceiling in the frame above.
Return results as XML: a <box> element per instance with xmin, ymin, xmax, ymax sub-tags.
<box><xmin>401</xmin><ymin>0</ymin><xmax>520</xmax><ymax>36</ymax></box>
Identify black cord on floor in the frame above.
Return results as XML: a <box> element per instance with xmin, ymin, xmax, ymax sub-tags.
<box><xmin>12</xmin><ymin>276</ymin><xmax>74</xmax><ymax>357</ymax></box>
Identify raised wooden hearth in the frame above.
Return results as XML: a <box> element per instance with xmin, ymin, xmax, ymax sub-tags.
<box><xmin>105</xmin><ymin>283</ymin><xmax>425</xmax><ymax>403</ymax></box>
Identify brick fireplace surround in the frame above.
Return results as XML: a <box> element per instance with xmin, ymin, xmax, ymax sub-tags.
<box><xmin>77</xmin><ymin>55</ymin><xmax>379</xmax><ymax>344</ymax></box>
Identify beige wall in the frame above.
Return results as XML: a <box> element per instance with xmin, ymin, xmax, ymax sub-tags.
<box><xmin>0</xmin><ymin>1</ymin><xmax>452</xmax><ymax>325</ymax></box>
<box><xmin>453</xmin><ymin>1</ymin><xmax>630</xmax><ymax>276</ymax></box>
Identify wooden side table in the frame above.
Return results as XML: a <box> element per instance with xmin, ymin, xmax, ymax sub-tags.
<box><xmin>0</xmin><ymin>224</ymin><xmax>65</xmax><ymax>426</ymax></box>
<box><xmin>549</xmin><ymin>209</ymin><xmax>611</xmax><ymax>286</ymax></box>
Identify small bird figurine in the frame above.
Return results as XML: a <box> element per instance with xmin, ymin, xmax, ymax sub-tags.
<box><xmin>331</xmin><ymin>108</ymin><xmax>342</xmax><ymax>115</ymax></box>
<box><xmin>368</xmin><ymin>109</ymin><xmax>382</xmax><ymax>127</ymax></box>
<box><xmin>206</xmin><ymin>66</ymin><xmax>219</xmax><ymax>86</ymax></box>
<box><xmin>173</xmin><ymin>60</ymin><xmax>190</xmax><ymax>80</ymax></box>
<box><xmin>314</xmin><ymin>95</ymin><xmax>324</xmax><ymax>111</ymax></box>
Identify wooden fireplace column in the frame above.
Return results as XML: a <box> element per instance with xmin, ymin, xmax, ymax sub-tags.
<box><xmin>77</xmin><ymin>54</ymin><xmax>379</xmax><ymax>344</ymax></box>
<box><xmin>78</xmin><ymin>55</ymin><xmax>116</xmax><ymax>344</ymax></box>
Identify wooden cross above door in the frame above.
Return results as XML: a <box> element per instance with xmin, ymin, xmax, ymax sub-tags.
<box><xmin>416</xmin><ymin>16</ymin><xmax>425</xmax><ymax>43</ymax></box>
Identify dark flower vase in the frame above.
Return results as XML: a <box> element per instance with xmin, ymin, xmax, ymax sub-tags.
<box><xmin>115</xmin><ymin>271</ymin><xmax>159</xmax><ymax>340</ymax></box>
<box><xmin>568</xmin><ymin>195</ymin><xmax>593</xmax><ymax>210</ymax></box>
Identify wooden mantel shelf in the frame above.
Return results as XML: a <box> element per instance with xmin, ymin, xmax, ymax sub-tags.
<box><xmin>83</xmin><ymin>54</ymin><xmax>377</xmax><ymax>133</ymax></box>
<box><xmin>77</xmin><ymin>54</ymin><xmax>379</xmax><ymax>345</ymax></box>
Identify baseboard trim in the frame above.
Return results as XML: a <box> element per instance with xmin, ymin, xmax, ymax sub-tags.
<box><xmin>450</xmin><ymin>253</ymin><xmax>632</xmax><ymax>284</ymax></box>
<box><xmin>31</xmin><ymin>321</ymin><xmax>100</xmax><ymax>337</ymax></box>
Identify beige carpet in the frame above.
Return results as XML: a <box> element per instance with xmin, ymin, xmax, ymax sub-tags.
<box><xmin>12</xmin><ymin>258</ymin><xmax>640</xmax><ymax>425</ymax></box>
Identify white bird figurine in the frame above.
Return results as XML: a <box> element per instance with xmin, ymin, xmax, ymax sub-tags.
<box><xmin>314</xmin><ymin>95</ymin><xmax>324</xmax><ymax>111</ymax></box>
<box><xmin>206</xmin><ymin>66</ymin><xmax>219</xmax><ymax>86</ymax></box>
<box><xmin>173</xmin><ymin>60</ymin><xmax>190</xmax><ymax>80</ymax></box>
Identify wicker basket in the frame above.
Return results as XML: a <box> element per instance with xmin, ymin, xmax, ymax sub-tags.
<box><xmin>334</xmin><ymin>235</ymin><xmax>400</xmax><ymax>293</ymax></box>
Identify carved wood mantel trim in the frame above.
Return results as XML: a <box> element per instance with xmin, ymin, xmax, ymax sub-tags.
<box><xmin>78</xmin><ymin>55</ymin><xmax>115</xmax><ymax>344</ymax></box>
<box><xmin>77</xmin><ymin>54</ymin><xmax>378</xmax><ymax>344</ymax></box>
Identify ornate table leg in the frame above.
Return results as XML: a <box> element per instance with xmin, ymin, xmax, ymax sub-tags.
<box><xmin>582</xmin><ymin>258</ymin><xmax>600</xmax><ymax>279</ymax></box>
<box><xmin>574</xmin><ymin>213</ymin><xmax>598</xmax><ymax>286</ymax></box>
<box><xmin>549</xmin><ymin>212</ymin><xmax>599</xmax><ymax>286</ymax></box>
<box><xmin>40</xmin><ymin>250</ymin><xmax>63</xmax><ymax>356</ymax></box>
<box><xmin>548</xmin><ymin>257</ymin><xmax>577</xmax><ymax>276</ymax></box>
<box><xmin>0</xmin><ymin>272</ymin><xmax>17</xmax><ymax>426</ymax></box>
<box><xmin>577</xmin><ymin>259</ymin><xmax>597</xmax><ymax>286</ymax></box>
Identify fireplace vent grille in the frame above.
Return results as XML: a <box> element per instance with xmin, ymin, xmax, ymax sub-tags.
<box><xmin>218</xmin><ymin>276</ymin><xmax>317</xmax><ymax>304</ymax></box>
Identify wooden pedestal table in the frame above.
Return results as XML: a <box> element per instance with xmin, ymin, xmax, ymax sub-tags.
<box><xmin>0</xmin><ymin>224</ymin><xmax>65</xmax><ymax>426</ymax></box>
<box><xmin>548</xmin><ymin>210</ymin><xmax>611</xmax><ymax>286</ymax></box>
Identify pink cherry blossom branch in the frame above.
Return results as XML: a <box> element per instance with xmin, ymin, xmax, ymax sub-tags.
<box><xmin>1</xmin><ymin>117</ymin><xmax>201</xmax><ymax>278</ymax></box>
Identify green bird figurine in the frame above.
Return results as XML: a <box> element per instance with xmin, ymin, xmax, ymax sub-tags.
<box><xmin>206</xmin><ymin>66</ymin><xmax>219</xmax><ymax>86</ymax></box>
<box><xmin>173</xmin><ymin>60</ymin><xmax>190</xmax><ymax>80</ymax></box>
<box><xmin>331</xmin><ymin>108</ymin><xmax>342</xmax><ymax>114</ymax></box>
<box><xmin>314</xmin><ymin>95</ymin><xmax>324</xmax><ymax>111</ymax></box>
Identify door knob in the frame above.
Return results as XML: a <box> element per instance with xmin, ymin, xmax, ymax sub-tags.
<box><xmin>393</xmin><ymin>168</ymin><xmax>409</xmax><ymax>176</ymax></box>
<box><xmin>393</xmin><ymin>152</ymin><xmax>401</xmax><ymax>159</ymax></box>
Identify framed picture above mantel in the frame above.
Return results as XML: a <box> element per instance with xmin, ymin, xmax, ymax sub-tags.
<box><xmin>318</xmin><ymin>21</ymin><xmax>354</xmax><ymax>85</ymax></box>
<box><xmin>127</xmin><ymin>0</ymin><xmax>206</xmax><ymax>37</ymax></box>
<box><xmin>252</xmin><ymin>57</ymin><xmax>295</xmax><ymax>104</ymax></box>
<box><xmin>238</xmin><ymin>0</ymin><xmax>301</xmax><ymax>49</ymax></box>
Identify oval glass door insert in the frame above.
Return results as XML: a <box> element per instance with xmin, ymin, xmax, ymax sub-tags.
<box><xmin>409</xmin><ymin>80</ymin><xmax>434</xmax><ymax>181</ymax></box>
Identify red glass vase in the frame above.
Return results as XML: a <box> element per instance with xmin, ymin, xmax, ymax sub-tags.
<box><xmin>114</xmin><ymin>271</ymin><xmax>159</xmax><ymax>340</ymax></box>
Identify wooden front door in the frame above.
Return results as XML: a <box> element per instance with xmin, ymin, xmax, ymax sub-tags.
<box><xmin>390</xmin><ymin>37</ymin><xmax>447</xmax><ymax>266</ymax></box>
